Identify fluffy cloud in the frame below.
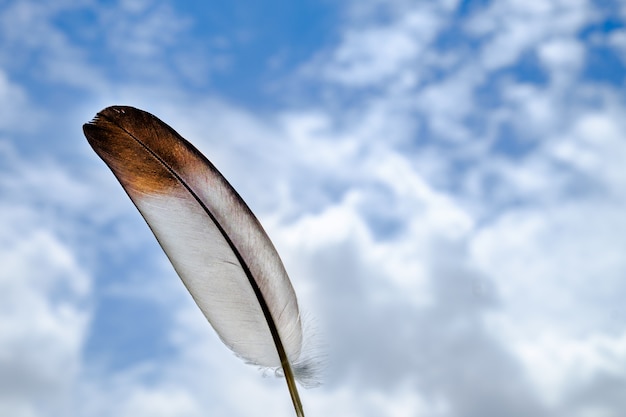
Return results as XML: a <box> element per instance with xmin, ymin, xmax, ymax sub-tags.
<box><xmin>0</xmin><ymin>168</ymin><xmax>91</xmax><ymax>416</ymax></box>
<box><xmin>1</xmin><ymin>0</ymin><xmax>625</xmax><ymax>416</ymax></box>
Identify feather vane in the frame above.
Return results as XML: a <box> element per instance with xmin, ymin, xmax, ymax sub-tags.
<box><xmin>83</xmin><ymin>106</ymin><xmax>307</xmax><ymax>416</ymax></box>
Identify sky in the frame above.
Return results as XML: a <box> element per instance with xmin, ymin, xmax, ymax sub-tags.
<box><xmin>1</xmin><ymin>0</ymin><xmax>626</xmax><ymax>416</ymax></box>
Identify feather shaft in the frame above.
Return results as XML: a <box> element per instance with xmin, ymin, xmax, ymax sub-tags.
<box><xmin>83</xmin><ymin>106</ymin><xmax>307</xmax><ymax>416</ymax></box>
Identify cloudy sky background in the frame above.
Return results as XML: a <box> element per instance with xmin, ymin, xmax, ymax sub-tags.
<box><xmin>1</xmin><ymin>0</ymin><xmax>626</xmax><ymax>416</ymax></box>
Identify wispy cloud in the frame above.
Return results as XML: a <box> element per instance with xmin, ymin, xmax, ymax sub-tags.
<box><xmin>1</xmin><ymin>0</ymin><xmax>625</xmax><ymax>416</ymax></box>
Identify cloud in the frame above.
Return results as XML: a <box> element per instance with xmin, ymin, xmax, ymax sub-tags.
<box><xmin>0</xmin><ymin>190</ymin><xmax>90</xmax><ymax>416</ymax></box>
<box><xmin>116</xmin><ymin>387</ymin><xmax>201</xmax><ymax>417</ymax></box>
<box><xmin>0</xmin><ymin>70</ymin><xmax>39</xmax><ymax>132</ymax></box>
<box><xmin>316</xmin><ymin>9</ymin><xmax>441</xmax><ymax>87</ymax></box>
<box><xmin>285</xmin><ymin>1</ymin><xmax>626</xmax><ymax>415</ymax></box>
<box><xmin>1</xmin><ymin>0</ymin><xmax>626</xmax><ymax>416</ymax></box>
<box><xmin>467</xmin><ymin>0</ymin><xmax>588</xmax><ymax>70</ymax></box>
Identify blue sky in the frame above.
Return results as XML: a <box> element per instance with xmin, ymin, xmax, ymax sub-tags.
<box><xmin>1</xmin><ymin>0</ymin><xmax>626</xmax><ymax>416</ymax></box>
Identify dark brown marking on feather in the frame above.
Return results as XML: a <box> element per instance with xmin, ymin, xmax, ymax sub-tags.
<box><xmin>84</xmin><ymin>106</ymin><xmax>212</xmax><ymax>196</ymax></box>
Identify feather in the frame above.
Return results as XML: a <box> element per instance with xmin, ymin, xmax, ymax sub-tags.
<box><xmin>83</xmin><ymin>105</ymin><xmax>308</xmax><ymax>416</ymax></box>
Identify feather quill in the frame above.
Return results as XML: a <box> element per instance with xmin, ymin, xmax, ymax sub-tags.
<box><xmin>83</xmin><ymin>106</ymin><xmax>309</xmax><ymax>416</ymax></box>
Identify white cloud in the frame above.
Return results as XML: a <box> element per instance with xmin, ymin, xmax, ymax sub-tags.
<box><xmin>470</xmin><ymin>194</ymin><xmax>626</xmax><ymax>412</ymax></box>
<box><xmin>608</xmin><ymin>29</ymin><xmax>626</xmax><ymax>53</ymax></box>
<box><xmin>306</xmin><ymin>381</ymin><xmax>451</xmax><ymax>417</ymax></box>
<box><xmin>2</xmin><ymin>0</ymin><xmax>626</xmax><ymax>415</ymax></box>
<box><xmin>514</xmin><ymin>333</ymin><xmax>626</xmax><ymax>407</ymax></box>
<box><xmin>312</xmin><ymin>6</ymin><xmax>443</xmax><ymax>87</ymax></box>
<box><xmin>0</xmin><ymin>70</ymin><xmax>39</xmax><ymax>132</ymax></box>
<box><xmin>550</xmin><ymin>111</ymin><xmax>626</xmax><ymax>193</ymax></box>
<box><xmin>101</xmin><ymin>2</ymin><xmax>190</xmax><ymax>59</ymax></box>
<box><xmin>0</xmin><ymin>0</ymin><xmax>108</xmax><ymax>92</ymax></box>
<box><xmin>288</xmin><ymin>1</ymin><xmax>626</xmax><ymax>415</ymax></box>
<box><xmin>116</xmin><ymin>387</ymin><xmax>201</xmax><ymax>417</ymax></box>
<box><xmin>416</xmin><ymin>65</ymin><xmax>485</xmax><ymax>142</ymax></box>
<box><xmin>468</xmin><ymin>0</ymin><xmax>588</xmax><ymax>71</ymax></box>
<box><xmin>501</xmin><ymin>82</ymin><xmax>561</xmax><ymax>137</ymax></box>
<box><xmin>538</xmin><ymin>38</ymin><xmax>584</xmax><ymax>72</ymax></box>
<box><xmin>0</xmin><ymin>212</ymin><xmax>90</xmax><ymax>416</ymax></box>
